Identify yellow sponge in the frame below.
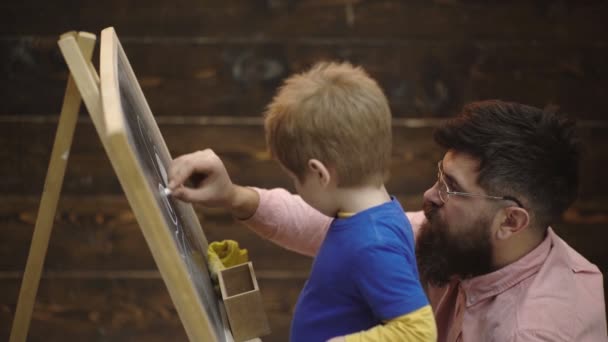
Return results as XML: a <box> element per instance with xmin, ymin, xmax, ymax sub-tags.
<box><xmin>207</xmin><ymin>240</ymin><xmax>249</xmax><ymax>280</ymax></box>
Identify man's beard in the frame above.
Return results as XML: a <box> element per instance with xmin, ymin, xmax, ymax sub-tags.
<box><xmin>416</xmin><ymin>200</ymin><xmax>494</xmax><ymax>287</ymax></box>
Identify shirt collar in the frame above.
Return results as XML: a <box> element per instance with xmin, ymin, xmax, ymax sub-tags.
<box><xmin>460</xmin><ymin>228</ymin><xmax>555</xmax><ymax>307</ymax></box>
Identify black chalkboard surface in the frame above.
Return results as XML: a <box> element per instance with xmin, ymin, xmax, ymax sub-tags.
<box><xmin>99</xmin><ymin>27</ymin><xmax>231</xmax><ymax>342</ymax></box>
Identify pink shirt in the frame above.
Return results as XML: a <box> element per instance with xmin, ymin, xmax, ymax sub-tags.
<box><xmin>243</xmin><ymin>188</ymin><xmax>607</xmax><ymax>341</ymax></box>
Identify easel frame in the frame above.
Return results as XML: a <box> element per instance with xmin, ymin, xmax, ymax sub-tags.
<box><xmin>9</xmin><ymin>32</ymin><xmax>97</xmax><ymax>342</ymax></box>
<box><xmin>9</xmin><ymin>30</ymin><xmax>266</xmax><ymax>342</ymax></box>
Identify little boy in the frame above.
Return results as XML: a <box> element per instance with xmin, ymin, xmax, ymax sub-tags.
<box><xmin>171</xmin><ymin>62</ymin><xmax>436</xmax><ymax>341</ymax></box>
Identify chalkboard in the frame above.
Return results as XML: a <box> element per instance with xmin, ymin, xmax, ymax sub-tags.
<box><xmin>98</xmin><ymin>27</ymin><xmax>232</xmax><ymax>342</ymax></box>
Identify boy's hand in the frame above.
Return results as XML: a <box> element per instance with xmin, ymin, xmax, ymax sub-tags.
<box><xmin>168</xmin><ymin>149</ymin><xmax>259</xmax><ymax>219</ymax></box>
<box><xmin>168</xmin><ymin>149</ymin><xmax>236</xmax><ymax>207</ymax></box>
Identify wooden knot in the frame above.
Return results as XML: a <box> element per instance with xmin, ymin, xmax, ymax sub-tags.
<box><xmin>232</xmin><ymin>51</ymin><xmax>286</xmax><ymax>85</ymax></box>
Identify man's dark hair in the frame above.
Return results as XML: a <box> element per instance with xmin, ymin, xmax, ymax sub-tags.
<box><xmin>434</xmin><ymin>100</ymin><xmax>581</xmax><ymax>229</ymax></box>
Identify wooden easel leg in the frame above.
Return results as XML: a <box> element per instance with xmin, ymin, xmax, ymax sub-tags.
<box><xmin>9</xmin><ymin>32</ymin><xmax>97</xmax><ymax>342</ymax></box>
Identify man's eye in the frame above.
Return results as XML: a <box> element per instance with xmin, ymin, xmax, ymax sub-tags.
<box><xmin>446</xmin><ymin>181</ymin><xmax>458</xmax><ymax>191</ymax></box>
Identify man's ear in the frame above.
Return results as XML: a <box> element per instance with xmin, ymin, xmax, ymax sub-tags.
<box><xmin>307</xmin><ymin>159</ymin><xmax>332</xmax><ymax>187</ymax></box>
<box><xmin>496</xmin><ymin>207</ymin><xmax>530</xmax><ymax>240</ymax></box>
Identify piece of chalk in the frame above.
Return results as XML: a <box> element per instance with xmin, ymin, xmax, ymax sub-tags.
<box><xmin>162</xmin><ymin>187</ymin><xmax>172</xmax><ymax>196</ymax></box>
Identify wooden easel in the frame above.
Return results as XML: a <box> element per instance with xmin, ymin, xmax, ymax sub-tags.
<box><xmin>9</xmin><ymin>30</ymin><xmax>267</xmax><ymax>342</ymax></box>
<box><xmin>9</xmin><ymin>31</ymin><xmax>97</xmax><ymax>342</ymax></box>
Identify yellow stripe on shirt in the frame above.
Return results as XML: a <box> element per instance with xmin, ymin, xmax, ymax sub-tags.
<box><xmin>343</xmin><ymin>305</ymin><xmax>437</xmax><ymax>342</ymax></box>
<box><xmin>337</xmin><ymin>211</ymin><xmax>355</xmax><ymax>218</ymax></box>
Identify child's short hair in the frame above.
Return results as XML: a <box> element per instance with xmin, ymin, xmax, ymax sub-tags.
<box><xmin>264</xmin><ymin>61</ymin><xmax>392</xmax><ymax>187</ymax></box>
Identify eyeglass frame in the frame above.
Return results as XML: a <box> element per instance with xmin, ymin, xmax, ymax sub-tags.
<box><xmin>436</xmin><ymin>160</ymin><xmax>524</xmax><ymax>208</ymax></box>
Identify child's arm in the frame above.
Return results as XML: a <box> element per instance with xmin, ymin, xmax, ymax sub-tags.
<box><xmin>240</xmin><ymin>187</ymin><xmax>331</xmax><ymax>257</ymax></box>
<box><xmin>168</xmin><ymin>149</ymin><xmax>332</xmax><ymax>256</ymax></box>
<box><xmin>240</xmin><ymin>188</ymin><xmax>427</xmax><ymax>256</ymax></box>
<box><xmin>328</xmin><ymin>305</ymin><xmax>436</xmax><ymax>342</ymax></box>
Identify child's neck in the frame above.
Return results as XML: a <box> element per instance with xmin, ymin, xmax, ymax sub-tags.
<box><xmin>334</xmin><ymin>184</ymin><xmax>391</xmax><ymax>215</ymax></box>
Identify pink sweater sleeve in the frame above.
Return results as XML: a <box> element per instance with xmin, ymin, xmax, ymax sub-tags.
<box><xmin>240</xmin><ymin>187</ymin><xmax>427</xmax><ymax>257</ymax></box>
<box><xmin>239</xmin><ymin>187</ymin><xmax>332</xmax><ymax>257</ymax></box>
<box><xmin>406</xmin><ymin>210</ymin><xmax>426</xmax><ymax>239</ymax></box>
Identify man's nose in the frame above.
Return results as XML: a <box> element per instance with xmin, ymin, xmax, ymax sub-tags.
<box><xmin>423</xmin><ymin>181</ymin><xmax>443</xmax><ymax>206</ymax></box>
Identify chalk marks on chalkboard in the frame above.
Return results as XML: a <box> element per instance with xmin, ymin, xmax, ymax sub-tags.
<box><xmin>156</xmin><ymin>152</ymin><xmax>169</xmax><ymax>186</ymax></box>
<box><xmin>132</xmin><ymin>111</ymin><xmax>206</xmax><ymax>287</ymax></box>
<box><xmin>158</xmin><ymin>183</ymin><xmax>179</xmax><ymax>225</ymax></box>
<box><xmin>132</xmin><ymin>107</ymin><xmax>217</xmax><ymax>311</ymax></box>
<box><xmin>134</xmin><ymin>115</ymin><xmax>182</xmax><ymax>230</ymax></box>
<box><xmin>137</xmin><ymin>115</ymin><xmax>167</xmax><ymax>184</ymax></box>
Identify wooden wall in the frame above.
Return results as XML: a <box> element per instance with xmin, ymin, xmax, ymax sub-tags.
<box><xmin>1</xmin><ymin>1</ymin><xmax>607</xmax><ymax>340</ymax></box>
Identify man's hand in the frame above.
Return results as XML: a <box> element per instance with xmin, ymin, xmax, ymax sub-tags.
<box><xmin>168</xmin><ymin>149</ymin><xmax>259</xmax><ymax>219</ymax></box>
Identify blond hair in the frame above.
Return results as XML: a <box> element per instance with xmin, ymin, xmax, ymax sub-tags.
<box><xmin>264</xmin><ymin>62</ymin><xmax>392</xmax><ymax>187</ymax></box>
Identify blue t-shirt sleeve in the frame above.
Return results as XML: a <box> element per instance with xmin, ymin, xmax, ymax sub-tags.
<box><xmin>352</xmin><ymin>243</ymin><xmax>429</xmax><ymax>321</ymax></box>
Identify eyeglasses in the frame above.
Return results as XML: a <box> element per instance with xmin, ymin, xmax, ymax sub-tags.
<box><xmin>436</xmin><ymin>161</ymin><xmax>524</xmax><ymax>208</ymax></box>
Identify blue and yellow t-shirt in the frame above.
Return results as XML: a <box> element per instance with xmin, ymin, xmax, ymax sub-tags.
<box><xmin>290</xmin><ymin>197</ymin><xmax>430</xmax><ymax>342</ymax></box>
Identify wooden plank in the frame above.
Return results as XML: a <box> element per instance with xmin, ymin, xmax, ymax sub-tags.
<box><xmin>1</xmin><ymin>121</ymin><xmax>607</xmax><ymax>198</ymax></box>
<box><xmin>0</xmin><ymin>256</ymin><xmax>603</xmax><ymax>342</ymax></box>
<box><xmin>0</xmin><ymin>196</ymin><xmax>314</xmax><ymax>273</ymax></box>
<box><xmin>1</xmin><ymin>1</ymin><xmax>606</xmax><ymax>39</ymax></box>
<box><xmin>2</xmin><ymin>39</ymin><xmax>607</xmax><ymax>118</ymax></box>
<box><xmin>0</xmin><ymin>196</ymin><xmax>606</xmax><ymax>273</ymax></box>
<box><xmin>0</xmin><ymin>277</ymin><xmax>305</xmax><ymax>342</ymax></box>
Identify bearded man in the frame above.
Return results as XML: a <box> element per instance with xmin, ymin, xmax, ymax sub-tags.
<box><xmin>169</xmin><ymin>100</ymin><xmax>607</xmax><ymax>341</ymax></box>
